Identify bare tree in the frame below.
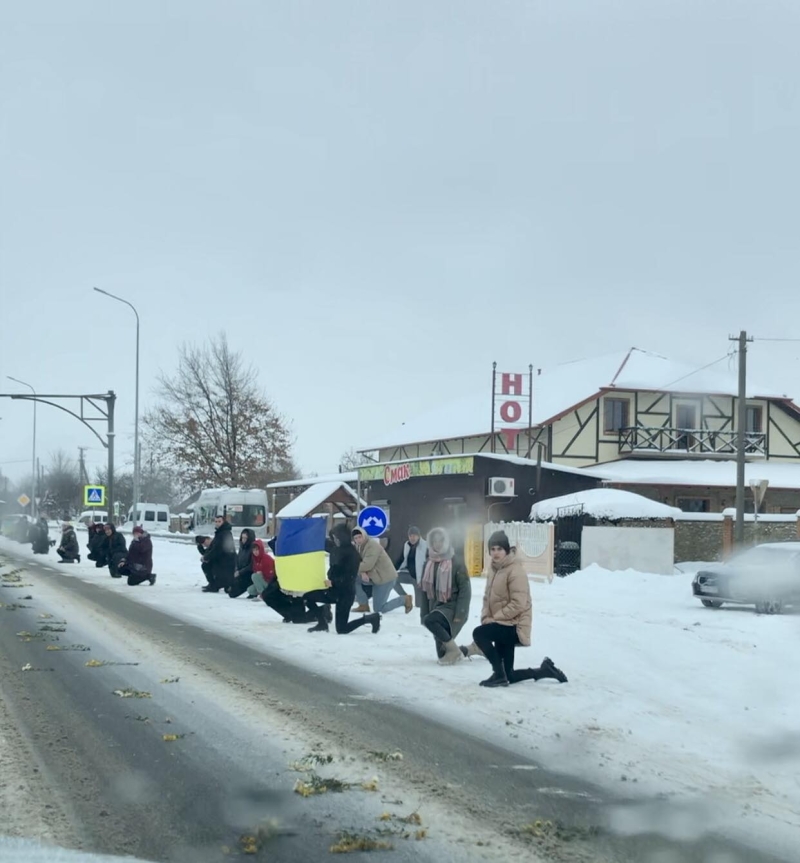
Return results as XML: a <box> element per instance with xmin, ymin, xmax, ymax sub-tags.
<box><xmin>339</xmin><ymin>448</ymin><xmax>377</xmax><ymax>472</ymax></box>
<box><xmin>144</xmin><ymin>334</ymin><xmax>297</xmax><ymax>493</ymax></box>
<box><xmin>41</xmin><ymin>450</ymin><xmax>81</xmax><ymax>516</ymax></box>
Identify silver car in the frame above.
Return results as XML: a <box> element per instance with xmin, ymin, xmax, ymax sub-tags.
<box><xmin>692</xmin><ymin>542</ymin><xmax>800</xmax><ymax>614</ymax></box>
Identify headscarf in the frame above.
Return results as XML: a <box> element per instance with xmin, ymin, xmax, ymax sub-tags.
<box><xmin>420</xmin><ymin>527</ymin><xmax>454</xmax><ymax>603</ymax></box>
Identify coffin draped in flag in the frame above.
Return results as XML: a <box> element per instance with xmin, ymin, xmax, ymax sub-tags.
<box><xmin>274</xmin><ymin>517</ymin><xmax>328</xmax><ymax>594</ymax></box>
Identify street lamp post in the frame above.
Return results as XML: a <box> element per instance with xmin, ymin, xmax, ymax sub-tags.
<box><xmin>93</xmin><ymin>287</ymin><xmax>140</xmax><ymax>523</ymax></box>
<box><xmin>7</xmin><ymin>376</ymin><xmax>36</xmax><ymax>518</ymax></box>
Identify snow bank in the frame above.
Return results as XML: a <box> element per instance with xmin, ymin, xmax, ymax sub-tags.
<box><xmin>531</xmin><ymin>488</ymin><xmax>681</xmax><ymax>521</ymax></box>
<box><xmin>3</xmin><ymin>534</ymin><xmax>800</xmax><ymax>857</ymax></box>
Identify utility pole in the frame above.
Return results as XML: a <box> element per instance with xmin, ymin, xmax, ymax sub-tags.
<box><xmin>78</xmin><ymin>447</ymin><xmax>89</xmax><ymax>485</ymax></box>
<box><xmin>729</xmin><ymin>331</ymin><xmax>753</xmax><ymax>545</ymax></box>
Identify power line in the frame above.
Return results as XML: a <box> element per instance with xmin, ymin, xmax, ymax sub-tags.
<box><xmin>656</xmin><ymin>350</ymin><xmax>737</xmax><ymax>392</ymax></box>
<box><xmin>752</xmin><ymin>337</ymin><xmax>800</xmax><ymax>343</ymax></box>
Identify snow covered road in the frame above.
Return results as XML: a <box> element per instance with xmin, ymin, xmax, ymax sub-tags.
<box><xmin>2</xmin><ymin>532</ymin><xmax>799</xmax><ymax>862</ymax></box>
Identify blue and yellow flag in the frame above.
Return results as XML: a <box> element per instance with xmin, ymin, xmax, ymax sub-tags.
<box><xmin>275</xmin><ymin>517</ymin><xmax>328</xmax><ymax>594</ymax></box>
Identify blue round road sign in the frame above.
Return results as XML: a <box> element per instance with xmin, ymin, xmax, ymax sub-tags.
<box><xmin>358</xmin><ymin>506</ymin><xmax>388</xmax><ymax>537</ymax></box>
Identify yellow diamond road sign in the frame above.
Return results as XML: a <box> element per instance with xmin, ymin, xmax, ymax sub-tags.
<box><xmin>17</xmin><ymin>493</ymin><xmax>31</xmax><ymax>508</ymax></box>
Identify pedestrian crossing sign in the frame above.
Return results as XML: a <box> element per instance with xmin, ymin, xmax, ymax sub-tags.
<box><xmin>84</xmin><ymin>485</ymin><xmax>106</xmax><ymax>507</ymax></box>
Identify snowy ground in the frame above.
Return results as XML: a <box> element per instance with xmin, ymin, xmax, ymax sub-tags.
<box><xmin>3</xmin><ymin>529</ymin><xmax>800</xmax><ymax>857</ymax></box>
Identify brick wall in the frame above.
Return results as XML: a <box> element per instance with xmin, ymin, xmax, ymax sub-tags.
<box><xmin>674</xmin><ymin>520</ymin><xmax>725</xmax><ymax>563</ymax></box>
<box><xmin>674</xmin><ymin>514</ymin><xmax>799</xmax><ymax>563</ymax></box>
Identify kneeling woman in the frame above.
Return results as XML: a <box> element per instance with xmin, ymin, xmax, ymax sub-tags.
<box><xmin>471</xmin><ymin>530</ymin><xmax>567</xmax><ymax>688</ymax></box>
<box><xmin>419</xmin><ymin>527</ymin><xmax>471</xmax><ymax>664</ymax></box>
<box><xmin>305</xmin><ymin>524</ymin><xmax>380</xmax><ymax>634</ymax></box>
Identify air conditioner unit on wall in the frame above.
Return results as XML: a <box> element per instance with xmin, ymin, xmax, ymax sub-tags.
<box><xmin>487</xmin><ymin>477</ymin><xmax>516</xmax><ymax>498</ymax></box>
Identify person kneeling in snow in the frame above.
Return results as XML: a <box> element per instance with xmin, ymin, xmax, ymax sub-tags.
<box><xmin>87</xmin><ymin>523</ymin><xmax>106</xmax><ymax>561</ymax></box>
<box><xmin>303</xmin><ymin>524</ymin><xmax>381</xmax><ymax>634</ymax></box>
<box><xmin>352</xmin><ymin>527</ymin><xmax>405</xmax><ymax>614</ymax></box>
<box><xmin>31</xmin><ymin>517</ymin><xmax>51</xmax><ymax>555</ymax></box>
<box><xmin>118</xmin><ymin>525</ymin><xmax>156</xmax><ymax>586</ymax></box>
<box><xmin>99</xmin><ymin>523</ymin><xmax>127</xmax><ymax>578</ymax></box>
<box><xmin>468</xmin><ymin>530</ymin><xmax>567</xmax><ymax>689</ymax></box>
<box><xmin>56</xmin><ymin>522</ymin><xmax>80</xmax><ymax>563</ymax></box>
<box><xmin>419</xmin><ymin>527</ymin><xmax>471</xmax><ymax>664</ymax></box>
<box><xmin>248</xmin><ymin>538</ymin><xmax>276</xmax><ymax>598</ymax></box>
<box><xmin>228</xmin><ymin>529</ymin><xmax>256</xmax><ymax>598</ymax></box>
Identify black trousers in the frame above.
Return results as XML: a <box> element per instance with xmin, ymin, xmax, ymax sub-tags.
<box><xmin>57</xmin><ymin>549</ymin><xmax>78</xmax><ymax>563</ymax></box>
<box><xmin>118</xmin><ymin>563</ymin><xmax>152</xmax><ymax>586</ymax></box>
<box><xmin>228</xmin><ymin>572</ymin><xmax>254</xmax><ymax>598</ymax></box>
<box><xmin>472</xmin><ymin>623</ymin><xmax>546</xmax><ymax>684</ymax></box>
<box><xmin>261</xmin><ymin>580</ymin><xmax>316</xmax><ymax>623</ymax></box>
<box><xmin>305</xmin><ymin>585</ymin><xmax>370</xmax><ymax>634</ymax></box>
<box><xmin>202</xmin><ymin>561</ymin><xmax>233</xmax><ymax>592</ymax></box>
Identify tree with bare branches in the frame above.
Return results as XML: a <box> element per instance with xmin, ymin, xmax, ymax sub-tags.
<box><xmin>40</xmin><ymin>450</ymin><xmax>81</xmax><ymax>516</ymax></box>
<box><xmin>338</xmin><ymin>448</ymin><xmax>377</xmax><ymax>472</ymax></box>
<box><xmin>144</xmin><ymin>334</ymin><xmax>296</xmax><ymax>494</ymax></box>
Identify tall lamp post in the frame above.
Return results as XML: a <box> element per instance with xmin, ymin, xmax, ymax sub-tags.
<box><xmin>94</xmin><ymin>287</ymin><xmax>140</xmax><ymax>523</ymax></box>
<box><xmin>7</xmin><ymin>376</ymin><xmax>37</xmax><ymax>518</ymax></box>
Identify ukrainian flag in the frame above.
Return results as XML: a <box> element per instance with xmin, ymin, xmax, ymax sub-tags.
<box><xmin>275</xmin><ymin>517</ymin><xmax>328</xmax><ymax>594</ymax></box>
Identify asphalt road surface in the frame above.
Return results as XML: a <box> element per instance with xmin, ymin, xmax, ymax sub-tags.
<box><xmin>0</xmin><ymin>547</ymin><xmax>792</xmax><ymax>863</ymax></box>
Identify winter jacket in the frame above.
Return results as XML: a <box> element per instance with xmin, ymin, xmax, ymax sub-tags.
<box><xmin>419</xmin><ymin>556</ymin><xmax>472</xmax><ymax>639</ymax></box>
<box><xmin>204</xmin><ymin>521</ymin><xmax>236</xmax><ymax>586</ymax></box>
<box><xmin>87</xmin><ymin>526</ymin><xmax>105</xmax><ymax>556</ymax></box>
<box><xmin>481</xmin><ymin>551</ymin><xmax>532</xmax><ymax>646</ymax></box>
<box><xmin>395</xmin><ymin>539</ymin><xmax>428</xmax><ymax>582</ymax></box>
<box><xmin>31</xmin><ymin>520</ymin><xmax>50</xmax><ymax>554</ymax></box>
<box><xmin>235</xmin><ymin>530</ymin><xmax>256</xmax><ymax>579</ymax></box>
<box><xmin>251</xmin><ymin>539</ymin><xmax>276</xmax><ymax>584</ymax></box>
<box><xmin>327</xmin><ymin>525</ymin><xmax>361</xmax><ymax>593</ymax></box>
<box><xmin>352</xmin><ymin>528</ymin><xmax>397</xmax><ymax>586</ymax></box>
<box><xmin>59</xmin><ymin>528</ymin><xmax>80</xmax><ymax>558</ymax></box>
<box><xmin>125</xmin><ymin>532</ymin><xmax>153</xmax><ymax>575</ymax></box>
<box><xmin>102</xmin><ymin>527</ymin><xmax>128</xmax><ymax>563</ymax></box>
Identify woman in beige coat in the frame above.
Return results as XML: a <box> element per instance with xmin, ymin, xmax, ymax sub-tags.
<box><xmin>471</xmin><ymin>530</ymin><xmax>568</xmax><ymax>688</ymax></box>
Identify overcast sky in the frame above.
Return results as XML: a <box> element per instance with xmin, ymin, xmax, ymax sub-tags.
<box><xmin>2</xmin><ymin>0</ymin><xmax>800</xmax><ymax>487</ymax></box>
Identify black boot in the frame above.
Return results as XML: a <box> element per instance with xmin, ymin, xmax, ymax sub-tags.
<box><xmin>542</xmin><ymin>657</ymin><xmax>568</xmax><ymax>683</ymax></box>
<box><xmin>308</xmin><ymin>622</ymin><xmax>329</xmax><ymax>633</ymax></box>
<box><xmin>324</xmin><ymin>605</ymin><xmax>333</xmax><ymax>623</ymax></box>
<box><xmin>149</xmin><ymin>574</ymin><xmax>157</xmax><ymax>586</ymax></box>
<box><xmin>367</xmin><ymin>613</ymin><xmax>381</xmax><ymax>634</ymax></box>
<box><xmin>480</xmin><ymin>668</ymin><xmax>509</xmax><ymax>688</ymax></box>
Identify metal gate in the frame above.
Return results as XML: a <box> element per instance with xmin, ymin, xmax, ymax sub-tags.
<box><xmin>554</xmin><ymin>504</ymin><xmax>584</xmax><ymax>576</ymax></box>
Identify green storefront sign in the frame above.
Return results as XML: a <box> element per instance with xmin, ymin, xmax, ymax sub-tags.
<box><xmin>358</xmin><ymin>456</ymin><xmax>475</xmax><ymax>487</ymax></box>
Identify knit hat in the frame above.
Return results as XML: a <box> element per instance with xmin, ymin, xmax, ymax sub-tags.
<box><xmin>408</xmin><ymin>525</ymin><xmax>421</xmax><ymax>537</ymax></box>
<box><xmin>487</xmin><ymin>530</ymin><xmax>510</xmax><ymax>554</ymax></box>
<box><xmin>132</xmin><ymin>525</ymin><xmax>144</xmax><ymax>535</ymax></box>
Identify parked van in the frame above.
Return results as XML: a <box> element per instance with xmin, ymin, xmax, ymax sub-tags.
<box><xmin>78</xmin><ymin>510</ymin><xmax>109</xmax><ymax>526</ymax></box>
<box><xmin>191</xmin><ymin>488</ymin><xmax>268</xmax><ymax>538</ymax></box>
<box><xmin>127</xmin><ymin>503</ymin><xmax>171</xmax><ymax>533</ymax></box>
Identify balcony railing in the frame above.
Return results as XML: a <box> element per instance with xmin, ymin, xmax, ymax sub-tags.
<box><xmin>618</xmin><ymin>426</ymin><xmax>766</xmax><ymax>457</ymax></box>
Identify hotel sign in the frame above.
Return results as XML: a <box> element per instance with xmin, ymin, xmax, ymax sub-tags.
<box><xmin>359</xmin><ymin>457</ymin><xmax>475</xmax><ymax>486</ymax></box>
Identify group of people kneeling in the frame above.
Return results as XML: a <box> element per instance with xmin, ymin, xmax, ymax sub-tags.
<box><xmin>55</xmin><ymin>521</ymin><xmax>156</xmax><ymax>586</ymax></box>
<box><xmin>198</xmin><ymin>514</ymin><xmax>568</xmax><ymax>689</ymax></box>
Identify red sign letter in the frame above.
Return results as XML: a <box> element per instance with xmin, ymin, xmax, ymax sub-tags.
<box><xmin>500</xmin><ymin>400</ymin><xmax>522</xmax><ymax>423</ymax></box>
<box><xmin>501</xmin><ymin>428</ymin><xmax>521</xmax><ymax>449</ymax></box>
<box><xmin>501</xmin><ymin>373</ymin><xmax>523</xmax><ymax>396</ymax></box>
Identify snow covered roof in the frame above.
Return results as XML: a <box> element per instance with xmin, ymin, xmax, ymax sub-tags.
<box><xmin>360</xmin><ymin>348</ymin><xmax>793</xmax><ymax>451</ymax></box>
<box><xmin>267</xmin><ymin>471</ymin><xmax>358</xmax><ymax>490</ymax></box>
<box><xmin>584</xmin><ymin>459</ymin><xmax>800</xmax><ymax>490</ymax></box>
<box><xmin>531</xmin><ymin>488</ymin><xmax>681</xmax><ymax>521</ymax></box>
<box><xmin>276</xmin><ymin>482</ymin><xmax>364</xmax><ymax>519</ymax></box>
